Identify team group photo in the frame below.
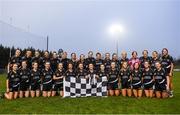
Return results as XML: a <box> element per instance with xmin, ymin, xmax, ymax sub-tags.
<box><xmin>0</xmin><ymin>0</ymin><xmax>180</xmax><ymax>114</ymax></box>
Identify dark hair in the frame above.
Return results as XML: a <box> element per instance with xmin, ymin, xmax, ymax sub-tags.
<box><xmin>132</xmin><ymin>51</ymin><xmax>137</xmax><ymax>55</ymax></box>
<box><xmin>96</xmin><ymin>52</ymin><xmax>101</xmax><ymax>56</ymax></box>
<box><xmin>142</xmin><ymin>50</ymin><xmax>148</xmax><ymax>54</ymax></box>
<box><xmin>162</xmin><ymin>48</ymin><xmax>168</xmax><ymax>54</ymax></box>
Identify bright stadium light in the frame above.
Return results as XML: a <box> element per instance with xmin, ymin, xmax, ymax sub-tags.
<box><xmin>108</xmin><ymin>24</ymin><xmax>123</xmax><ymax>36</ymax></box>
<box><xmin>108</xmin><ymin>23</ymin><xmax>124</xmax><ymax>56</ymax></box>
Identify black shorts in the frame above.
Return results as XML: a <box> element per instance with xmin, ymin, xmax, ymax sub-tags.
<box><xmin>53</xmin><ymin>83</ymin><xmax>63</xmax><ymax>91</ymax></box>
<box><xmin>43</xmin><ymin>83</ymin><xmax>52</xmax><ymax>91</ymax></box>
<box><xmin>155</xmin><ymin>83</ymin><xmax>166</xmax><ymax>91</ymax></box>
<box><xmin>30</xmin><ymin>83</ymin><xmax>40</xmax><ymax>91</ymax></box>
<box><xmin>20</xmin><ymin>83</ymin><xmax>30</xmax><ymax>91</ymax></box>
<box><xmin>9</xmin><ymin>85</ymin><xmax>19</xmax><ymax>92</ymax></box>
<box><xmin>132</xmin><ymin>83</ymin><xmax>142</xmax><ymax>89</ymax></box>
<box><xmin>108</xmin><ymin>81</ymin><xmax>118</xmax><ymax>90</ymax></box>
<box><xmin>121</xmin><ymin>81</ymin><xmax>131</xmax><ymax>89</ymax></box>
<box><xmin>144</xmin><ymin>83</ymin><xmax>154</xmax><ymax>90</ymax></box>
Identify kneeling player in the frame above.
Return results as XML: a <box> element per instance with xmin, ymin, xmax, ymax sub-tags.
<box><xmin>5</xmin><ymin>63</ymin><xmax>20</xmax><ymax>100</ymax></box>
<box><xmin>108</xmin><ymin>62</ymin><xmax>120</xmax><ymax>96</ymax></box>
<box><xmin>142</xmin><ymin>61</ymin><xmax>154</xmax><ymax>98</ymax></box>
<box><xmin>119</xmin><ymin>62</ymin><xmax>132</xmax><ymax>97</ymax></box>
<box><xmin>42</xmin><ymin>62</ymin><xmax>53</xmax><ymax>97</ymax></box>
<box><xmin>154</xmin><ymin>61</ymin><xmax>169</xmax><ymax>98</ymax></box>
<box><xmin>30</xmin><ymin>62</ymin><xmax>41</xmax><ymax>97</ymax></box>
<box><xmin>52</xmin><ymin>63</ymin><xmax>65</xmax><ymax>97</ymax></box>
<box><xmin>19</xmin><ymin>61</ymin><xmax>30</xmax><ymax>98</ymax></box>
<box><xmin>131</xmin><ymin>62</ymin><xmax>142</xmax><ymax>98</ymax></box>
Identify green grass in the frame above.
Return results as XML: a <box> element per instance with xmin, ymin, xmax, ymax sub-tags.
<box><xmin>0</xmin><ymin>72</ymin><xmax>180</xmax><ymax>114</ymax></box>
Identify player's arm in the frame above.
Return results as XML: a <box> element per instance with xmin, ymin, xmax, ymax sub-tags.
<box><xmin>170</xmin><ymin>62</ymin><xmax>174</xmax><ymax>76</ymax></box>
<box><xmin>166</xmin><ymin>75</ymin><xmax>170</xmax><ymax>91</ymax></box>
<box><xmin>6</xmin><ymin>79</ymin><xmax>9</xmax><ymax>92</ymax></box>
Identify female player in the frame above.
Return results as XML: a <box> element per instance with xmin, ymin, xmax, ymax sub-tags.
<box><xmin>5</xmin><ymin>63</ymin><xmax>20</xmax><ymax>100</ymax></box>
<box><xmin>131</xmin><ymin>62</ymin><xmax>142</xmax><ymax>98</ymax></box>
<box><xmin>142</xmin><ymin>61</ymin><xmax>154</xmax><ymax>98</ymax></box>
<box><xmin>77</xmin><ymin>54</ymin><xmax>86</xmax><ymax>69</ymax></box>
<box><xmin>76</xmin><ymin>63</ymin><xmax>87</xmax><ymax>79</ymax></box>
<box><xmin>154</xmin><ymin>61</ymin><xmax>169</xmax><ymax>98</ymax></box>
<box><xmin>30</xmin><ymin>62</ymin><xmax>41</xmax><ymax>98</ymax></box>
<box><xmin>42</xmin><ymin>61</ymin><xmax>53</xmax><ymax>97</ymax></box>
<box><xmin>64</xmin><ymin>62</ymin><xmax>76</xmax><ymax>78</ymax></box>
<box><xmin>129</xmin><ymin>51</ymin><xmax>140</xmax><ymax>70</ymax></box>
<box><xmin>97</xmin><ymin>64</ymin><xmax>108</xmax><ymax>78</ymax></box>
<box><xmin>161</xmin><ymin>48</ymin><xmax>174</xmax><ymax>97</ymax></box>
<box><xmin>108</xmin><ymin>62</ymin><xmax>120</xmax><ymax>96</ymax></box>
<box><xmin>52</xmin><ymin>63</ymin><xmax>65</xmax><ymax>97</ymax></box>
<box><xmin>19</xmin><ymin>61</ymin><xmax>30</xmax><ymax>98</ymax></box>
<box><xmin>151</xmin><ymin>51</ymin><xmax>160</xmax><ymax>71</ymax></box>
<box><xmin>119</xmin><ymin>62</ymin><xmax>132</xmax><ymax>97</ymax></box>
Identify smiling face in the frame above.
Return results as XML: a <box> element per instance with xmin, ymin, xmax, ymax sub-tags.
<box><xmin>21</xmin><ymin>61</ymin><xmax>27</xmax><ymax>69</ymax></box>
<box><xmin>78</xmin><ymin>63</ymin><xmax>84</xmax><ymax>70</ymax></box>
<box><xmin>58</xmin><ymin>63</ymin><xmax>63</xmax><ymax>70</ymax></box>
<box><xmin>134</xmin><ymin>62</ymin><xmax>139</xmax><ymax>70</ymax></box>
<box><xmin>162</xmin><ymin>48</ymin><xmax>168</xmax><ymax>56</ymax></box>
<box><xmin>111</xmin><ymin>62</ymin><xmax>116</xmax><ymax>69</ymax></box>
<box><xmin>15</xmin><ymin>49</ymin><xmax>21</xmax><ymax>57</ymax></box>
<box><xmin>144</xmin><ymin>61</ymin><xmax>149</xmax><ymax>69</ymax></box>
<box><xmin>32</xmin><ymin>62</ymin><xmax>38</xmax><ymax>69</ymax></box>
<box><xmin>89</xmin><ymin>63</ymin><xmax>94</xmax><ymax>70</ymax></box>
<box><xmin>45</xmin><ymin>62</ymin><xmax>50</xmax><ymax>70</ymax></box>
<box><xmin>155</xmin><ymin>62</ymin><xmax>161</xmax><ymax>70</ymax></box>
<box><xmin>100</xmin><ymin>64</ymin><xmax>105</xmax><ymax>71</ymax></box>
<box><xmin>12</xmin><ymin>64</ymin><xmax>18</xmax><ymax>71</ymax></box>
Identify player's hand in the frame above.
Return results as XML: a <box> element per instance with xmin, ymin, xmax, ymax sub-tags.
<box><xmin>6</xmin><ymin>88</ymin><xmax>9</xmax><ymax>93</ymax></box>
<box><xmin>169</xmin><ymin>72</ymin><xmax>172</xmax><ymax>77</ymax></box>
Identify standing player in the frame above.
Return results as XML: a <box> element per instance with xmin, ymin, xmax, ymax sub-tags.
<box><xmin>111</xmin><ymin>53</ymin><xmax>120</xmax><ymax>69</ymax></box>
<box><xmin>154</xmin><ymin>61</ymin><xmax>169</xmax><ymax>98</ymax></box>
<box><xmin>42</xmin><ymin>62</ymin><xmax>53</xmax><ymax>97</ymax></box>
<box><xmin>52</xmin><ymin>63</ymin><xmax>65</xmax><ymax>97</ymax></box>
<box><xmin>30</xmin><ymin>62</ymin><xmax>41</xmax><ymax>98</ymax></box>
<box><xmin>95</xmin><ymin>52</ymin><xmax>104</xmax><ymax>72</ymax></box>
<box><xmin>139</xmin><ymin>50</ymin><xmax>152</xmax><ymax>69</ymax></box>
<box><xmin>61</xmin><ymin>52</ymin><xmax>70</xmax><ymax>71</ymax></box>
<box><xmin>21</xmin><ymin>50</ymin><xmax>32</xmax><ymax>69</ymax></box>
<box><xmin>160</xmin><ymin>48</ymin><xmax>174</xmax><ymax>97</ymax></box>
<box><xmin>76</xmin><ymin>63</ymin><xmax>87</xmax><ymax>79</ymax></box>
<box><xmin>77</xmin><ymin>54</ymin><xmax>86</xmax><ymax>69</ymax></box>
<box><xmin>42</xmin><ymin>51</ymin><xmax>50</xmax><ymax>69</ymax></box>
<box><xmin>119</xmin><ymin>62</ymin><xmax>132</xmax><ymax>97</ymax></box>
<box><xmin>104</xmin><ymin>53</ymin><xmax>111</xmax><ymax>71</ymax></box>
<box><xmin>129</xmin><ymin>51</ymin><xmax>140</xmax><ymax>70</ymax></box>
<box><xmin>85</xmin><ymin>51</ymin><xmax>96</xmax><ymax>70</ymax></box>
<box><xmin>142</xmin><ymin>61</ymin><xmax>154</xmax><ymax>98</ymax></box>
<box><xmin>8</xmin><ymin>49</ymin><xmax>22</xmax><ymax>72</ymax></box>
<box><xmin>70</xmin><ymin>53</ymin><xmax>78</xmax><ymax>70</ymax></box>
<box><xmin>50</xmin><ymin>51</ymin><xmax>60</xmax><ymax>72</ymax></box>
<box><xmin>5</xmin><ymin>63</ymin><xmax>20</xmax><ymax>100</ymax></box>
<box><xmin>31</xmin><ymin>50</ymin><xmax>43</xmax><ymax>70</ymax></box>
<box><xmin>108</xmin><ymin>62</ymin><xmax>120</xmax><ymax>96</ymax></box>
<box><xmin>131</xmin><ymin>62</ymin><xmax>142</xmax><ymax>98</ymax></box>
<box><xmin>151</xmin><ymin>51</ymin><xmax>160</xmax><ymax>71</ymax></box>
<box><xmin>19</xmin><ymin>61</ymin><xmax>30</xmax><ymax>98</ymax></box>
<box><xmin>119</xmin><ymin>51</ymin><xmax>129</xmax><ymax>69</ymax></box>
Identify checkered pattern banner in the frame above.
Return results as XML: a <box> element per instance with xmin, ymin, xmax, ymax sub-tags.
<box><xmin>63</xmin><ymin>76</ymin><xmax>108</xmax><ymax>98</ymax></box>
